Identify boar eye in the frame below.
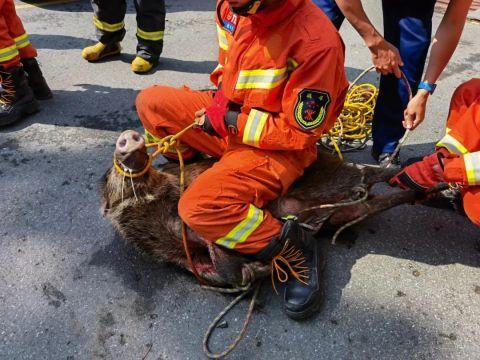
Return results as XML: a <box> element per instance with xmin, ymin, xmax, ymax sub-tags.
<box><xmin>119</xmin><ymin>139</ymin><xmax>127</xmax><ymax>147</ymax></box>
<box><xmin>132</xmin><ymin>134</ymin><xmax>140</xmax><ymax>142</ymax></box>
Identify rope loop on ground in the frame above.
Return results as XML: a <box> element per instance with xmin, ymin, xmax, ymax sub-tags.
<box><xmin>202</xmin><ymin>282</ymin><xmax>262</xmax><ymax>359</ymax></box>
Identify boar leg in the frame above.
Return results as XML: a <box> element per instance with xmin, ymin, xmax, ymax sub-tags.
<box><xmin>327</xmin><ymin>190</ymin><xmax>417</xmax><ymax>226</ymax></box>
<box><xmin>362</xmin><ymin>165</ymin><xmax>399</xmax><ymax>187</ymax></box>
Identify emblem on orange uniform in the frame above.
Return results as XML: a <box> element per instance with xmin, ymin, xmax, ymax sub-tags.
<box><xmin>294</xmin><ymin>89</ymin><xmax>331</xmax><ymax>130</ymax></box>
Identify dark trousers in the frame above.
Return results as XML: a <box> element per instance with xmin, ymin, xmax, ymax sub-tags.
<box><xmin>91</xmin><ymin>0</ymin><xmax>165</xmax><ymax>61</ymax></box>
<box><xmin>313</xmin><ymin>0</ymin><xmax>437</xmax><ymax>154</ymax></box>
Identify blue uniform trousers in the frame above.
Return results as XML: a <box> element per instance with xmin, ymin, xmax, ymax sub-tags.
<box><xmin>312</xmin><ymin>0</ymin><xmax>437</xmax><ymax>155</ymax></box>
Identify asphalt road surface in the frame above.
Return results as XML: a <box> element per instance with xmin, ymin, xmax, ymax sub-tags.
<box><xmin>1</xmin><ymin>1</ymin><xmax>479</xmax><ymax>359</ymax></box>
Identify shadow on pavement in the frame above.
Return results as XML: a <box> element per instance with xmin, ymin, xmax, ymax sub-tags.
<box><xmin>0</xmin><ymin>84</ymin><xmax>140</xmax><ymax>133</ymax></box>
<box><xmin>29</xmin><ymin>34</ymin><xmax>95</xmax><ymax>50</ymax></box>
<box><xmin>116</xmin><ymin>54</ymin><xmax>218</xmax><ymax>75</ymax></box>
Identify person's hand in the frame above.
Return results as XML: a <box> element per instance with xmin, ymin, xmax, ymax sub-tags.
<box><xmin>193</xmin><ymin>108</ymin><xmax>221</xmax><ymax>136</ymax></box>
<box><xmin>403</xmin><ymin>89</ymin><xmax>429</xmax><ymax>130</ymax></box>
<box><xmin>368</xmin><ymin>37</ymin><xmax>404</xmax><ymax>78</ymax></box>
<box><xmin>193</xmin><ymin>89</ymin><xmax>231</xmax><ymax>137</ymax></box>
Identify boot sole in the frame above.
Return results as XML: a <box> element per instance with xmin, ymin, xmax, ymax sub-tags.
<box><xmin>0</xmin><ymin>99</ymin><xmax>39</xmax><ymax>127</ymax></box>
<box><xmin>284</xmin><ymin>248</ymin><xmax>327</xmax><ymax>321</ymax></box>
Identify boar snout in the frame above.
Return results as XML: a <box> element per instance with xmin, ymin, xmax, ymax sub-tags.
<box><xmin>114</xmin><ymin>130</ymin><xmax>149</xmax><ymax>172</ymax></box>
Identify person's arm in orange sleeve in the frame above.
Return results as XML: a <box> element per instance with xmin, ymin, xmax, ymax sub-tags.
<box><xmin>443</xmin><ymin>151</ymin><xmax>480</xmax><ymax>186</ymax></box>
<box><xmin>389</xmin><ymin>149</ymin><xmax>480</xmax><ymax>192</ymax></box>
<box><xmin>210</xmin><ymin>1</ymin><xmax>229</xmax><ymax>87</ymax></box>
<box><xmin>235</xmin><ymin>46</ymin><xmax>348</xmax><ymax>151</ymax></box>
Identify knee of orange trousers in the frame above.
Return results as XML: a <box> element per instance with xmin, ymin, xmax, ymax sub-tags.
<box><xmin>136</xmin><ymin>85</ymin><xmax>200</xmax><ymax>138</ymax></box>
<box><xmin>462</xmin><ymin>188</ymin><xmax>480</xmax><ymax>227</ymax></box>
<box><xmin>452</xmin><ymin>79</ymin><xmax>480</xmax><ymax>107</ymax></box>
<box><xmin>135</xmin><ymin>85</ymin><xmax>226</xmax><ymax>158</ymax></box>
<box><xmin>18</xmin><ymin>44</ymin><xmax>37</xmax><ymax>59</ymax></box>
<box><xmin>178</xmin><ymin>192</ymin><xmax>282</xmax><ymax>255</ymax></box>
<box><xmin>0</xmin><ymin>55</ymin><xmax>20</xmax><ymax>68</ymax></box>
<box><xmin>136</xmin><ymin>85</ymin><xmax>168</xmax><ymax>136</ymax></box>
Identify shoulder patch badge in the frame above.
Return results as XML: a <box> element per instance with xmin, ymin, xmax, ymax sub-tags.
<box><xmin>294</xmin><ymin>89</ymin><xmax>331</xmax><ymax>130</ymax></box>
<box><xmin>223</xmin><ymin>10</ymin><xmax>238</xmax><ymax>34</ymax></box>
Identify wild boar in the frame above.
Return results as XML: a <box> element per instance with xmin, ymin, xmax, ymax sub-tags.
<box><xmin>99</xmin><ymin>130</ymin><xmax>418</xmax><ymax>286</ymax></box>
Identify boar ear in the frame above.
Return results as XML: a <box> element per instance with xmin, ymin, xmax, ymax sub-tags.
<box><xmin>98</xmin><ymin>168</ymin><xmax>112</xmax><ymax>216</ymax></box>
<box><xmin>97</xmin><ymin>168</ymin><xmax>110</xmax><ymax>191</ymax></box>
<box><xmin>100</xmin><ymin>198</ymin><xmax>110</xmax><ymax>217</ymax></box>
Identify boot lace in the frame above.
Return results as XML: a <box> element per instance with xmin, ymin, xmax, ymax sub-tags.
<box><xmin>271</xmin><ymin>240</ymin><xmax>309</xmax><ymax>294</ymax></box>
<box><xmin>0</xmin><ymin>71</ymin><xmax>14</xmax><ymax>106</ymax></box>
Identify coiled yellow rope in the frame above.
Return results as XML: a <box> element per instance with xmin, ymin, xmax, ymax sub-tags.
<box><xmin>320</xmin><ymin>68</ymin><xmax>378</xmax><ymax>160</ymax></box>
<box><xmin>320</xmin><ymin>66</ymin><xmax>413</xmax><ymax>165</ymax></box>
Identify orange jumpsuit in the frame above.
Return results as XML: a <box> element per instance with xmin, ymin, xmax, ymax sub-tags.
<box><xmin>436</xmin><ymin>78</ymin><xmax>480</xmax><ymax>226</ymax></box>
<box><xmin>0</xmin><ymin>0</ymin><xmax>36</xmax><ymax>69</ymax></box>
<box><xmin>136</xmin><ymin>0</ymin><xmax>348</xmax><ymax>254</ymax></box>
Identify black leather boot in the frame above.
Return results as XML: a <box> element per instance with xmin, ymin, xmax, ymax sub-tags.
<box><xmin>256</xmin><ymin>219</ymin><xmax>325</xmax><ymax>320</ymax></box>
<box><xmin>21</xmin><ymin>58</ymin><xmax>52</xmax><ymax>100</ymax></box>
<box><xmin>0</xmin><ymin>66</ymin><xmax>39</xmax><ymax>127</ymax></box>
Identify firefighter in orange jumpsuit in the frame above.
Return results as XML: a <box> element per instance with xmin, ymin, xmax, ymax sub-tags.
<box><xmin>0</xmin><ymin>0</ymin><xmax>51</xmax><ymax>127</ymax></box>
<box><xmin>390</xmin><ymin>78</ymin><xmax>480</xmax><ymax>227</ymax></box>
<box><xmin>136</xmin><ymin>0</ymin><xmax>348</xmax><ymax>320</ymax></box>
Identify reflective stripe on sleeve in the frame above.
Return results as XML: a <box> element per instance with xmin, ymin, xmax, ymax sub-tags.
<box><xmin>137</xmin><ymin>28</ymin><xmax>164</xmax><ymax>41</ymax></box>
<box><xmin>0</xmin><ymin>45</ymin><xmax>19</xmax><ymax>62</ymax></box>
<box><xmin>464</xmin><ymin>152</ymin><xmax>480</xmax><ymax>186</ymax></box>
<box><xmin>436</xmin><ymin>133</ymin><xmax>468</xmax><ymax>155</ymax></box>
<box><xmin>243</xmin><ymin>109</ymin><xmax>269</xmax><ymax>147</ymax></box>
<box><xmin>236</xmin><ymin>67</ymin><xmax>287</xmax><ymax>90</ymax></box>
<box><xmin>216</xmin><ymin>25</ymin><xmax>229</xmax><ymax>50</ymax></box>
<box><xmin>14</xmin><ymin>33</ymin><xmax>30</xmax><ymax>49</ymax></box>
<box><xmin>93</xmin><ymin>16</ymin><xmax>124</xmax><ymax>32</ymax></box>
<box><xmin>215</xmin><ymin>204</ymin><xmax>264</xmax><ymax>249</ymax></box>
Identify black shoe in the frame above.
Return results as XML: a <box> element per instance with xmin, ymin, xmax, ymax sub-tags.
<box><xmin>0</xmin><ymin>66</ymin><xmax>39</xmax><ymax>127</ymax></box>
<box><xmin>256</xmin><ymin>219</ymin><xmax>325</xmax><ymax>321</ymax></box>
<box><xmin>21</xmin><ymin>58</ymin><xmax>52</xmax><ymax>100</ymax></box>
